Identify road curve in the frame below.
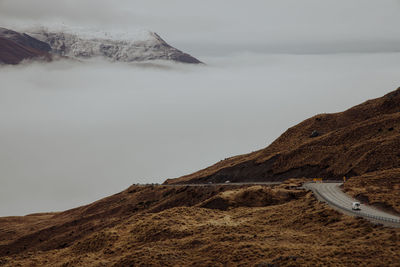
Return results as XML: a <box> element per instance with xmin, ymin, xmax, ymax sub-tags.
<box><xmin>160</xmin><ymin>182</ymin><xmax>282</xmax><ymax>187</ymax></box>
<box><xmin>140</xmin><ymin>181</ymin><xmax>400</xmax><ymax>227</ymax></box>
<box><xmin>304</xmin><ymin>182</ymin><xmax>400</xmax><ymax>227</ymax></box>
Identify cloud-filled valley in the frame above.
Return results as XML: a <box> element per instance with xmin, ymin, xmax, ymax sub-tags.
<box><xmin>1</xmin><ymin>53</ymin><xmax>400</xmax><ymax>215</ymax></box>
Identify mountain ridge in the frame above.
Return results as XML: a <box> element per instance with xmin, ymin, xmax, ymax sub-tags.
<box><xmin>165</xmin><ymin>88</ymin><xmax>400</xmax><ymax>184</ymax></box>
<box><xmin>0</xmin><ymin>26</ymin><xmax>202</xmax><ymax>64</ymax></box>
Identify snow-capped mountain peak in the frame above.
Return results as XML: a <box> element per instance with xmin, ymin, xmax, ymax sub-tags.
<box><xmin>27</xmin><ymin>27</ymin><xmax>202</xmax><ymax>64</ymax></box>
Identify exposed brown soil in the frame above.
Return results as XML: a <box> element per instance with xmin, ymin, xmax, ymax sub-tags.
<box><xmin>1</xmin><ymin>184</ymin><xmax>399</xmax><ymax>266</ymax></box>
<box><xmin>166</xmin><ymin>88</ymin><xmax>400</xmax><ymax>184</ymax></box>
<box><xmin>0</xmin><ymin>37</ymin><xmax>51</xmax><ymax>65</ymax></box>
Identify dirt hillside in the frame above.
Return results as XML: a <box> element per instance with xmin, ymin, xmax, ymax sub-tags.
<box><xmin>1</xmin><ymin>184</ymin><xmax>399</xmax><ymax>266</ymax></box>
<box><xmin>166</xmin><ymin>88</ymin><xmax>400</xmax><ymax>184</ymax></box>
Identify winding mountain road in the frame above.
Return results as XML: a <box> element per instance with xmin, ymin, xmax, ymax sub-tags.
<box><xmin>160</xmin><ymin>182</ymin><xmax>282</xmax><ymax>187</ymax></box>
<box><xmin>304</xmin><ymin>182</ymin><xmax>400</xmax><ymax>227</ymax></box>
<box><xmin>158</xmin><ymin>181</ymin><xmax>400</xmax><ymax>227</ymax></box>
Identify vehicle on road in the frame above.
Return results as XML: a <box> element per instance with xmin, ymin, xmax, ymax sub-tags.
<box><xmin>352</xmin><ymin>202</ymin><xmax>361</xmax><ymax>210</ymax></box>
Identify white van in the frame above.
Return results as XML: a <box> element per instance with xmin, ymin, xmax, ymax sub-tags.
<box><xmin>352</xmin><ymin>202</ymin><xmax>361</xmax><ymax>210</ymax></box>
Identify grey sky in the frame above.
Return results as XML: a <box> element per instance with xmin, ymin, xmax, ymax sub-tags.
<box><xmin>1</xmin><ymin>1</ymin><xmax>400</xmax><ymax>216</ymax></box>
<box><xmin>1</xmin><ymin>0</ymin><xmax>400</xmax><ymax>55</ymax></box>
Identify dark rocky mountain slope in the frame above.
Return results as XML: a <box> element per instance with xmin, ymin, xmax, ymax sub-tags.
<box><xmin>0</xmin><ymin>27</ymin><xmax>51</xmax><ymax>53</ymax></box>
<box><xmin>0</xmin><ymin>36</ymin><xmax>51</xmax><ymax>64</ymax></box>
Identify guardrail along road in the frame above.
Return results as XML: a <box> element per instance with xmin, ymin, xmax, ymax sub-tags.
<box><xmin>304</xmin><ymin>182</ymin><xmax>400</xmax><ymax>227</ymax></box>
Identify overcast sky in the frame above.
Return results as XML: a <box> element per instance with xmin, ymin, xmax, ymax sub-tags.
<box><xmin>1</xmin><ymin>1</ymin><xmax>400</xmax><ymax>216</ymax></box>
<box><xmin>1</xmin><ymin>0</ymin><xmax>400</xmax><ymax>55</ymax></box>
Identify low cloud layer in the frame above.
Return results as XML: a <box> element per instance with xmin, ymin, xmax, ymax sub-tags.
<box><xmin>1</xmin><ymin>53</ymin><xmax>400</xmax><ymax>216</ymax></box>
<box><xmin>1</xmin><ymin>0</ymin><xmax>400</xmax><ymax>216</ymax></box>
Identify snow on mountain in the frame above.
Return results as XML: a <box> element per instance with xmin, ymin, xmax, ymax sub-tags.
<box><xmin>27</xmin><ymin>27</ymin><xmax>202</xmax><ymax>64</ymax></box>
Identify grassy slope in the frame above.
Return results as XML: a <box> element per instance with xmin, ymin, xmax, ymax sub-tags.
<box><xmin>166</xmin><ymin>88</ymin><xmax>400</xmax><ymax>184</ymax></box>
<box><xmin>0</xmin><ymin>184</ymin><xmax>399</xmax><ymax>266</ymax></box>
<box><xmin>344</xmin><ymin>169</ymin><xmax>400</xmax><ymax>214</ymax></box>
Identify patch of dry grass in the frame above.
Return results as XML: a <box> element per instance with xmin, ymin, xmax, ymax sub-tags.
<box><xmin>344</xmin><ymin>169</ymin><xmax>400</xmax><ymax>214</ymax></box>
<box><xmin>0</xmin><ymin>185</ymin><xmax>399</xmax><ymax>266</ymax></box>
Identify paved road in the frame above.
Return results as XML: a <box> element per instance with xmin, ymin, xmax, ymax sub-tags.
<box><xmin>304</xmin><ymin>182</ymin><xmax>400</xmax><ymax>227</ymax></box>
<box><xmin>140</xmin><ymin>181</ymin><xmax>400</xmax><ymax>227</ymax></box>
<box><xmin>161</xmin><ymin>182</ymin><xmax>282</xmax><ymax>187</ymax></box>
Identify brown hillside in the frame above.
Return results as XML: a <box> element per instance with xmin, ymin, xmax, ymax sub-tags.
<box><xmin>0</xmin><ymin>37</ymin><xmax>51</xmax><ymax>65</ymax></box>
<box><xmin>1</xmin><ymin>184</ymin><xmax>399</xmax><ymax>266</ymax></box>
<box><xmin>166</xmin><ymin>88</ymin><xmax>400</xmax><ymax>184</ymax></box>
<box><xmin>343</xmin><ymin>168</ymin><xmax>400</xmax><ymax>214</ymax></box>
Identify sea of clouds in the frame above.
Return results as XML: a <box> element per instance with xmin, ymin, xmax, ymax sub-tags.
<box><xmin>1</xmin><ymin>53</ymin><xmax>400</xmax><ymax>215</ymax></box>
